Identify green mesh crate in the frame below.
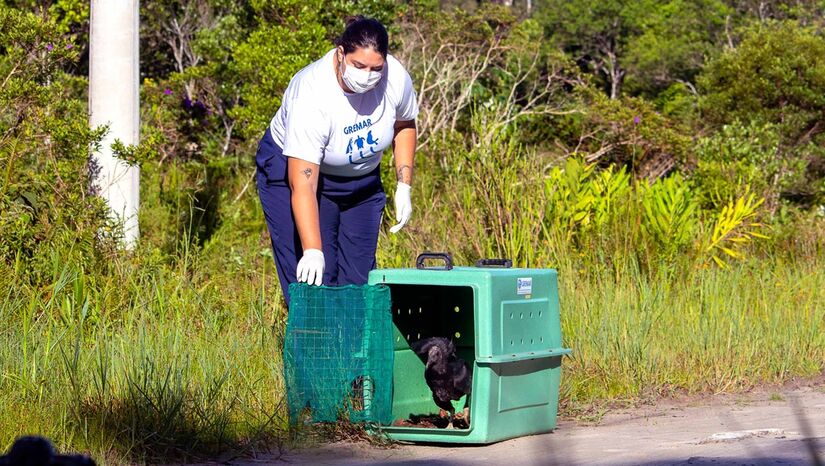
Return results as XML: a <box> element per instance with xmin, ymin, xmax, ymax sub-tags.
<box><xmin>283</xmin><ymin>283</ymin><xmax>394</xmax><ymax>424</ymax></box>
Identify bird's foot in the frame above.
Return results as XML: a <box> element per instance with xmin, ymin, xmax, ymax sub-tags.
<box><xmin>438</xmin><ymin>410</ymin><xmax>456</xmax><ymax>429</ymax></box>
<box><xmin>463</xmin><ymin>407</ymin><xmax>470</xmax><ymax>425</ymax></box>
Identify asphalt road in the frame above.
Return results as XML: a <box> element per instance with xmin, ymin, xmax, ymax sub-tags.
<box><xmin>213</xmin><ymin>385</ymin><xmax>825</xmax><ymax>466</ymax></box>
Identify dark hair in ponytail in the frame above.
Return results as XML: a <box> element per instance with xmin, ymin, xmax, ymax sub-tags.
<box><xmin>335</xmin><ymin>15</ymin><xmax>389</xmax><ymax>58</ymax></box>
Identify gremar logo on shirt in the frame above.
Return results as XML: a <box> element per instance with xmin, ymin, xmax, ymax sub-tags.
<box><xmin>344</xmin><ymin>118</ymin><xmax>380</xmax><ymax>165</ymax></box>
<box><xmin>346</xmin><ymin>129</ymin><xmax>380</xmax><ymax>165</ymax></box>
<box><xmin>343</xmin><ymin>119</ymin><xmax>372</xmax><ymax>134</ymax></box>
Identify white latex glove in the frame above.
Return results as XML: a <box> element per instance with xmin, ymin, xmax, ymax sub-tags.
<box><xmin>296</xmin><ymin>248</ymin><xmax>324</xmax><ymax>286</ymax></box>
<box><xmin>389</xmin><ymin>182</ymin><xmax>412</xmax><ymax>233</ymax></box>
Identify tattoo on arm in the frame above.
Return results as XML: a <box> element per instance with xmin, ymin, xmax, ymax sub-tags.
<box><xmin>302</xmin><ymin>168</ymin><xmax>313</xmax><ymax>179</ymax></box>
<box><xmin>396</xmin><ymin>164</ymin><xmax>412</xmax><ymax>184</ymax></box>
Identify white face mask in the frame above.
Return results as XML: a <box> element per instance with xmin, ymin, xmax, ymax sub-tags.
<box><xmin>339</xmin><ymin>49</ymin><xmax>383</xmax><ymax>94</ymax></box>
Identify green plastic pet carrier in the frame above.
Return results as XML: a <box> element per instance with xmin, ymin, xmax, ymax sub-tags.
<box><xmin>369</xmin><ymin>252</ymin><xmax>572</xmax><ymax>444</ymax></box>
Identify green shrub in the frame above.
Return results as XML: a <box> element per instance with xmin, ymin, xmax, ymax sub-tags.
<box><xmin>640</xmin><ymin>173</ymin><xmax>699</xmax><ymax>258</ymax></box>
<box><xmin>698</xmin><ymin>21</ymin><xmax>825</xmax><ymax>206</ymax></box>
<box><xmin>0</xmin><ymin>7</ymin><xmax>114</xmax><ymax>286</ymax></box>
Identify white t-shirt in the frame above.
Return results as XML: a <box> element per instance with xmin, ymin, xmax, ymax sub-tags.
<box><xmin>269</xmin><ymin>48</ymin><xmax>419</xmax><ymax>177</ymax></box>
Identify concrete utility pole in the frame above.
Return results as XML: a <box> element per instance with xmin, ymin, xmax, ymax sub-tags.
<box><xmin>89</xmin><ymin>0</ymin><xmax>140</xmax><ymax>248</ymax></box>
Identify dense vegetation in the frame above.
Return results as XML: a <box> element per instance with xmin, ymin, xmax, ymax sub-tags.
<box><xmin>1</xmin><ymin>0</ymin><xmax>823</xmax><ymax>463</ymax></box>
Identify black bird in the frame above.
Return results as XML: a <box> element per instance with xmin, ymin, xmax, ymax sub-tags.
<box><xmin>410</xmin><ymin>337</ymin><xmax>472</xmax><ymax>428</ymax></box>
<box><xmin>0</xmin><ymin>436</ymin><xmax>96</xmax><ymax>466</ymax></box>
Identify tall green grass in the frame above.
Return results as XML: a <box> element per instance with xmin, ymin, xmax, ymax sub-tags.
<box><xmin>559</xmin><ymin>257</ymin><xmax>825</xmax><ymax>414</ymax></box>
<box><xmin>0</xmin><ymin>244</ymin><xmax>288</xmax><ymax>464</ymax></box>
<box><xmin>0</xmin><ymin>214</ymin><xmax>825</xmax><ymax>464</ymax></box>
<box><xmin>2</xmin><ymin>226</ymin><xmax>822</xmax><ymax>463</ymax></box>
<box><xmin>1</xmin><ymin>122</ymin><xmax>823</xmax><ymax>463</ymax></box>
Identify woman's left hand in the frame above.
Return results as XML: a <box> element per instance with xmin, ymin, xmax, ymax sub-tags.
<box><xmin>390</xmin><ymin>182</ymin><xmax>412</xmax><ymax>233</ymax></box>
<box><xmin>297</xmin><ymin>248</ymin><xmax>325</xmax><ymax>286</ymax></box>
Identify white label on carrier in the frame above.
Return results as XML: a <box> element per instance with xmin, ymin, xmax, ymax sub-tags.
<box><xmin>517</xmin><ymin>277</ymin><xmax>532</xmax><ymax>295</ymax></box>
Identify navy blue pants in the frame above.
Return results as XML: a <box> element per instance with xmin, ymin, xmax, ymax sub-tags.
<box><xmin>255</xmin><ymin>128</ymin><xmax>386</xmax><ymax>305</ymax></box>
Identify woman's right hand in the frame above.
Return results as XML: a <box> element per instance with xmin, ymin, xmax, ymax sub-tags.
<box><xmin>288</xmin><ymin>157</ymin><xmax>323</xmax><ymax>284</ymax></box>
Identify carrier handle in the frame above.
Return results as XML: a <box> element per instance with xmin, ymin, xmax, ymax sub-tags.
<box><xmin>475</xmin><ymin>258</ymin><xmax>513</xmax><ymax>268</ymax></box>
<box><xmin>416</xmin><ymin>252</ymin><xmax>453</xmax><ymax>270</ymax></box>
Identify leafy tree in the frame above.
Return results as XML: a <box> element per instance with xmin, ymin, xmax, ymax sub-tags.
<box><xmin>395</xmin><ymin>3</ymin><xmax>577</xmax><ymax>150</ymax></box>
<box><xmin>698</xmin><ymin>22</ymin><xmax>825</xmax><ymax>206</ymax></box>
<box><xmin>3</xmin><ymin>0</ymin><xmax>90</xmax><ymax>74</ymax></box>
<box><xmin>536</xmin><ymin>0</ymin><xmax>634</xmax><ymax>99</ymax></box>
<box><xmin>622</xmin><ymin>0</ymin><xmax>729</xmax><ymax>97</ymax></box>
<box><xmin>140</xmin><ymin>0</ymin><xmax>249</xmax><ymax>80</ymax></box>
<box><xmin>690</xmin><ymin>121</ymin><xmax>810</xmax><ymax>211</ymax></box>
<box><xmin>230</xmin><ymin>11</ymin><xmax>329</xmax><ymax>141</ymax></box>
<box><xmin>698</xmin><ymin>22</ymin><xmax>825</xmax><ymax>139</ymax></box>
<box><xmin>724</xmin><ymin>0</ymin><xmax>825</xmax><ymax>26</ymax></box>
<box><xmin>555</xmin><ymin>89</ymin><xmax>690</xmax><ymax>179</ymax></box>
<box><xmin>0</xmin><ymin>6</ymin><xmax>113</xmax><ymax>284</ymax></box>
<box><xmin>537</xmin><ymin>0</ymin><xmax>728</xmax><ymax>101</ymax></box>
